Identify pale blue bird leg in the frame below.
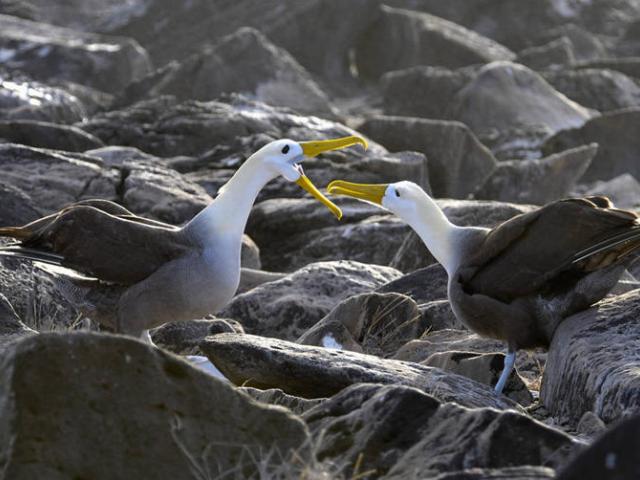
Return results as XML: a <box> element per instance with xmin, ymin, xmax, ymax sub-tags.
<box><xmin>494</xmin><ymin>349</ymin><xmax>516</xmax><ymax>394</ymax></box>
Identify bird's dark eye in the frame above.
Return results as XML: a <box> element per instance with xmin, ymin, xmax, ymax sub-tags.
<box><xmin>395</xmin><ymin>189</ymin><xmax>401</xmax><ymax>197</ymax></box>
<box><xmin>281</xmin><ymin>145</ymin><xmax>290</xmax><ymax>154</ymax></box>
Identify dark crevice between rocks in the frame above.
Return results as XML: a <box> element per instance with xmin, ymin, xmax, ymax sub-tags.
<box><xmin>115</xmin><ymin>167</ymin><xmax>131</xmax><ymax>205</ymax></box>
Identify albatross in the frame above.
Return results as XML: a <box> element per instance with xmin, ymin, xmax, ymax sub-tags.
<box><xmin>0</xmin><ymin>136</ymin><xmax>366</xmax><ymax>340</ymax></box>
<box><xmin>326</xmin><ymin>180</ymin><xmax>640</xmax><ymax>394</ymax></box>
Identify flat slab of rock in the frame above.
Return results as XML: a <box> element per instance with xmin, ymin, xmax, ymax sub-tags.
<box><xmin>0</xmin><ymin>332</ymin><xmax>309</xmax><ymax>479</ymax></box>
<box><xmin>220</xmin><ymin>261</ymin><xmax>401</xmax><ymax>340</ymax></box>
<box><xmin>303</xmin><ymin>384</ymin><xmax>573</xmax><ymax>478</ymax></box>
<box><xmin>201</xmin><ymin>333</ymin><xmax>520</xmax><ymax>411</ymax></box>
<box><xmin>541</xmin><ymin>289</ymin><xmax>640</xmax><ymax>424</ymax></box>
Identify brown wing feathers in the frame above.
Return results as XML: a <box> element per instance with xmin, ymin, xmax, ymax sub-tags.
<box><xmin>0</xmin><ymin>201</ymin><xmax>191</xmax><ymax>285</ymax></box>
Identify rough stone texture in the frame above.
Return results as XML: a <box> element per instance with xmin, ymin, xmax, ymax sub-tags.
<box><xmin>219</xmin><ymin>261</ymin><xmax>401</xmax><ymax>341</ymax></box>
<box><xmin>536</xmin><ymin>23</ymin><xmax>606</xmax><ymax>63</ymax></box>
<box><xmin>298</xmin><ymin>292</ymin><xmax>424</xmax><ymax>358</ymax></box>
<box><xmin>201</xmin><ymin>333</ymin><xmax>520</xmax><ymax>410</ymax></box>
<box><xmin>393</xmin><ymin>329</ymin><xmax>547</xmax><ymax>389</ymax></box>
<box><xmin>517</xmin><ymin>37</ymin><xmax>575</xmax><ymax>71</ymax></box>
<box><xmin>543</xmin><ymin>108</ymin><xmax>640</xmax><ymax>182</ymax></box>
<box><xmin>0</xmin><ymin>332</ymin><xmax>310</xmax><ymax>479</ymax></box>
<box><xmin>381</xmin><ymin>65</ymin><xmax>477</xmax><ymax>119</ymax></box>
<box><xmin>556</xmin><ymin>414</ymin><xmax>640</xmax><ymax>480</ymax></box>
<box><xmin>360</xmin><ymin>115</ymin><xmax>496</xmax><ymax>198</ymax></box>
<box><xmin>474</xmin><ymin>144</ymin><xmax>596</xmax><ymax>205</ymax></box>
<box><xmin>0</xmin><ymin>292</ymin><xmax>35</xmax><ymax>349</ymax></box>
<box><xmin>541</xmin><ymin>289</ymin><xmax>640</xmax><ymax>424</ymax></box>
<box><xmin>451</xmin><ymin>61</ymin><xmax>593</xmax><ymax>136</ymax></box>
<box><xmin>0</xmin><ymin>13</ymin><xmax>151</xmax><ymax>94</ymax></box>
<box><xmin>0</xmin><ymin>144</ymin><xmax>118</xmax><ymax>214</ymax></box>
<box><xmin>63</xmin><ymin>0</ymin><xmax>382</xmax><ymax>87</ymax></box>
<box><xmin>121</xmin><ymin>27</ymin><xmax>337</xmax><ymax>118</ymax></box>
<box><xmin>573</xmin><ymin>174</ymin><xmax>640</xmax><ymax>210</ymax></box>
<box><xmin>248</xmin><ymin>198</ymin><xmax>416</xmax><ymax>272</ymax></box>
<box><xmin>424</xmin><ymin>351</ymin><xmax>533</xmax><ymax>405</ymax></box>
<box><xmin>151</xmin><ymin>317</ymin><xmax>244</xmax><ymax>355</ymax></box>
<box><xmin>478</xmin><ymin>124</ymin><xmax>553</xmax><ymax>161</ymax></box>
<box><xmin>0</xmin><ymin>120</ymin><xmax>103</xmax><ymax>151</ymax></box>
<box><xmin>0</xmin><ymin>261</ymin><xmax>82</xmax><ymax>332</ymax></box>
<box><xmin>543</xmin><ymin>68</ymin><xmax>640</xmax><ymax>112</ymax></box>
<box><xmin>356</xmin><ymin>5</ymin><xmax>514</xmax><ymax>80</ymax></box>
<box><xmin>389</xmin><ymin>200</ymin><xmax>535</xmax><ymax>272</ymax></box>
<box><xmin>0</xmin><ymin>68</ymin><xmax>86</xmax><ymax>124</ymax></box>
<box><xmin>0</xmin><ymin>180</ymin><xmax>43</xmax><ymax>226</ymax></box>
<box><xmin>79</xmin><ymin>95</ymin><xmax>375</xmax><ymax>158</ymax></box>
<box><xmin>241</xmin><ymin>387</ymin><xmax>323</xmax><ymax>416</ymax></box>
<box><xmin>378</xmin><ymin>264</ymin><xmax>449</xmax><ymax>304</ymax></box>
<box><xmin>576</xmin><ymin>58</ymin><xmax>640</xmax><ymax>80</ymax></box>
<box><xmin>303</xmin><ymin>384</ymin><xmax>572</xmax><ymax>478</ymax></box>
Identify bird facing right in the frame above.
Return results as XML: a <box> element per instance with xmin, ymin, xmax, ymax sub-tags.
<box><xmin>327</xmin><ymin>180</ymin><xmax>640</xmax><ymax>394</ymax></box>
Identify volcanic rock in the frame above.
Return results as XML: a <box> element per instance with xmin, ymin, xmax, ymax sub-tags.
<box><xmin>474</xmin><ymin>144</ymin><xmax>596</xmax><ymax>205</ymax></box>
<box><xmin>0</xmin><ymin>13</ymin><xmax>151</xmax><ymax>93</ymax></box>
<box><xmin>450</xmin><ymin>61</ymin><xmax>593</xmax><ymax>136</ymax></box>
<box><xmin>201</xmin><ymin>332</ymin><xmax>519</xmax><ymax>410</ymax></box>
<box><xmin>0</xmin><ymin>120</ymin><xmax>103</xmax><ymax>151</ymax></box>
<box><xmin>360</xmin><ymin>115</ymin><xmax>496</xmax><ymax>198</ymax></box>
<box><xmin>219</xmin><ymin>261</ymin><xmax>401</xmax><ymax>341</ymax></box>
<box><xmin>304</xmin><ymin>384</ymin><xmax>571</xmax><ymax>478</ymax></box>
<box><xmin>356</xmin><ymin>5</ymin><xmax>514</xmax><ymax>80</ymax></box>
<box><xmin>0</xmin><ymin>180</ymin><xmax>43</xmax><ymax>226</ymax></box>
<box><xmin>0</xmin><ymin>332</ymin><xmax>309</xmax><ymax>479</ymax></box>
<box><xmin>516</xmin><ymin>37</ymin><xmax>575</xmax><ymax>71</ymax></box>
<box><xmin>543</xmin><ymin>108</ymin><xmax>640</xmax><ymax>182</ymax></box>
<box><xmin>298</xmin><ymin>292</ymin><xmax>424</xmax><ymax>357</ymax></box>
<box><xmin>573</xmin><ymin>174</ymin><xmax>640</xmax><ymax>210</ymax></box>
<box><xmin>541</xmin><ymin>289</ymin><xmax>640</xmax><ymax>424</ymax></box>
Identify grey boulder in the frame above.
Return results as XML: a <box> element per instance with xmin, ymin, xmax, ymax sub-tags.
<box><xmin>0</xmin><ymin>332</ymin><xmax>309</xmax><ymax>479</ymax></box>
<box><xmin>474</xmin><ymin>144</ymin><xmax>596</xmax><ymax>205</ymax></box>
<box><xmin>0</xmin><ymin>13</ymin><xmax>151</xmax><ymax>93</ymax></box>
<box><xmin>541</xmin><ymin>289</ymin><xmax>640</xmax><ymax>424</ymax></box>
<box><xmin>219</xmin><ymin>261</ymin><xmax>401</xmax><ymax>341</ymax></box>
<box><xmin>451</xmin><ymin>61</ymin><xmax>593</xmax><ymax>136</ymax></box>
<box><xmin>304</xmin><ymin>384</ymin><xmax>572</xmax><ymax>479</ymax></box>
<box><xmin>360</xmin><ymin>115</ymin><xmax>496</xmax><ymax>198</ymax></box>
<box><xmin>298</xmin><ymin>292</ymin><xmax>424</xmax><ymax>358</ymax></box>
<box><xmin>543</xmin><ymin>107</ymin><xmax>640</xmax><ymax>182</ymax></box>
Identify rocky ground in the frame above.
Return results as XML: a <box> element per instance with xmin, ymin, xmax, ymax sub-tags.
<box><xmin>0</xmin><ymin>0</ymin><xmax>639</xmax><ymax>479</ymax></box>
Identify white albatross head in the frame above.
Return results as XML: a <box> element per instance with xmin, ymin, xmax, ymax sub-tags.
<box><xmin>325</xmin><ymin>180</ymin><xmax>428</xmax><ymax>222</ymax></box>
<box><xmin>251</xmin><ymin>136</ymin><xmax>368</xmax><ymax>220</ymax></box>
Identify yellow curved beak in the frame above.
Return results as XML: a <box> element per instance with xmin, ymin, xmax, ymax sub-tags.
<box><xmin>300</xmin><ymin>135</ymin><xmax>368</xmax><ymax>158</ymax></box>
<box><xmin>296</xmin><ymin>175</ymin><xmax>343</xmax><ymax>220</ymax></box>
<box><xmin>326</xmin><ymin>180</ymin><xmax>389</xmax><ymax>206</ymax></box>
<box><xmin>295</xmin><ymin>136</ymin><xmax>368</xmax><ymax>220</ymax></box>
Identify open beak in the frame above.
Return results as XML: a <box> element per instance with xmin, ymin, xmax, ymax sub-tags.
<box><xmin>300</xmin><ymin>135</ymin><xmax>368</xmax><ymax>158</ymax></box>
<box><xmin>296</xmin><ymin>170</ymin><xmax>343</xmax><ymax>220</ymax></box>
<box><xmin>326</xmin><ymin>180</ymin><xmax>389</xmax><ymax>206</ymax></box>
<box><xmin>295</xmin><ymin>136</ymin><xmax>368</xmax><ymax>220</ymax></box>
